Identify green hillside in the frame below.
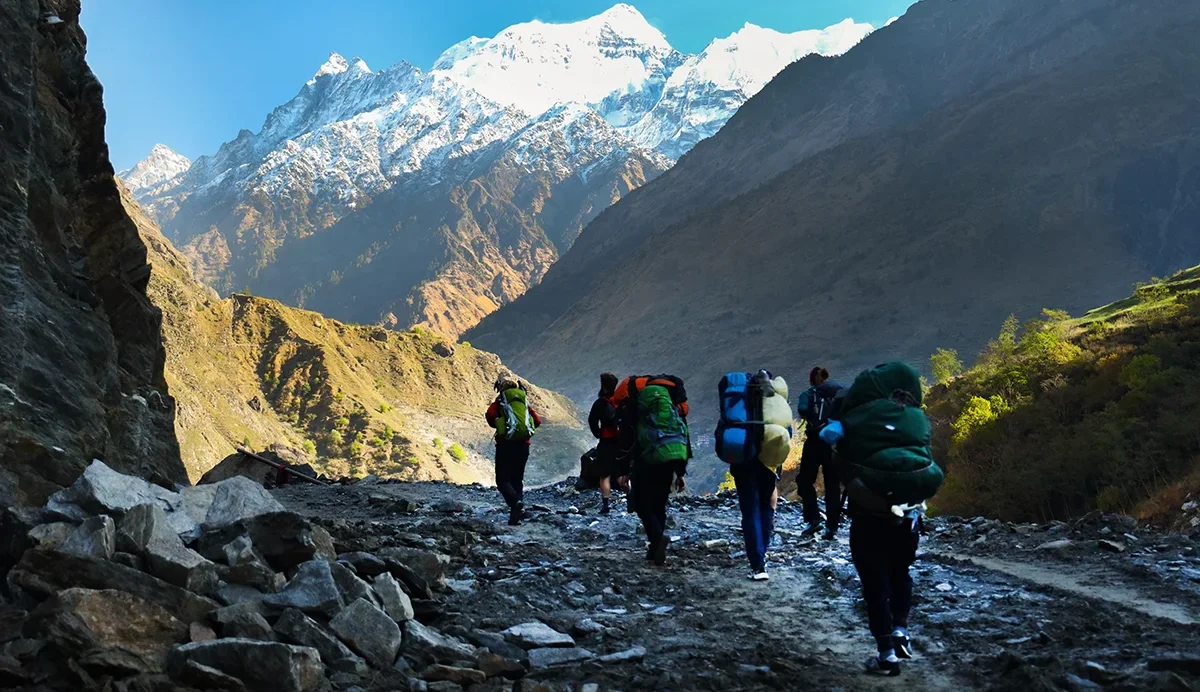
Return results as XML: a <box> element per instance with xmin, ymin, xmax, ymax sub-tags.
<box><xmin>926</xmin><ymin>267</ymin><xmax>1200</xmax><ymax>526</ymax></box>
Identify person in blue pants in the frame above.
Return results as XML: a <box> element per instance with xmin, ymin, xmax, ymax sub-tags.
<box><xmin>731</xmin><ymin>459</ymin><xmax>779</xmax><ymax>581</ymax></box>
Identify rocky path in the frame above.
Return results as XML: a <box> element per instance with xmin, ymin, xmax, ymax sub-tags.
<box><xmin>277</xmin><ymin>479</ymin><xmax>1200</xmax><ymax>691</ymax></box>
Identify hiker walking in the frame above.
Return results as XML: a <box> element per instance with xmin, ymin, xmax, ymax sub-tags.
<box><xmin>485</xmin><ymin>375</ymin><xmax>541</xmax><ymax>525</ymax></box>
<box><xmin>796</xmin><ymin>366</ymin><xmax>846</xmax><ymax>540</ymax></box>
<box><xmin>715</xmin><ymin>370</ymin><xmax>793</xmax><ymax>580</ymax></box>
<box><xmin>613</xmin><ymin>375</ymin><xmax>690</xmax><ymax>565</ymax></box>
<box><xmin>588</xmin><ymin>373</ymin><xmax>623</xmax><ymax>514</ymax></box>
<box><xmin>819</xmin><ymin>362</ymin><xmax>944</xmax><ymax>676</ymax></box>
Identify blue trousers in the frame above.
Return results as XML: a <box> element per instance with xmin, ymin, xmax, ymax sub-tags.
<box><xmin>731</xmin><ymin>461</ymin><xmax>777</xmax><ymax>573</ymax></box>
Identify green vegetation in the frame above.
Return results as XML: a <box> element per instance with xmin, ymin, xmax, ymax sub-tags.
<box><xmin>929</xmin><ymin>348</ymin><xmax>963</xmax><ymax>385</ymax></box>
<box><xmin>448</xmin><ymin>443</ymin><xmax>467</xmax><ymax>462</ymax></box>
<box><xmin>302</xmin><ymin>439</ymin><xmax>317</xmax><ymax>456</ymax></box>
<box><xmin>927</xmin><ymin>268</ymin><xmax>1200</xmax><ymax>523</ymax></box>
<box><xmin>378</xmin><ymin>403</ymin><xmax>394</xmax><ymax>414</ymax></box>
<box><xmin>327</xmin><ymin>430</ymin><xmax>344</xmax><ymax>446</ymax></box>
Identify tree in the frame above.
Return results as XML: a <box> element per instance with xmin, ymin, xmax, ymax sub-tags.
<box><xmin>930</xmin><ymin>348</ymin><xmax>964</xmax><ymax>385</ymax></box>
<box><xmin>997</xmin><ymin>314</ymin><xmax>1020</xmax><ymax>353</ymax></box>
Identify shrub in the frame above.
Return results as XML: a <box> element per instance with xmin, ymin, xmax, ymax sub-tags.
<box><xmin>302</xmin><ymin>440</ymin><xmax>316</xmax><ymax>456</ymax></box>
<box><xmin>378</xmin><ymin>403</ymin><xmax>394</xmax><ymax>414</ymax></box>
<box><xmin>328</xmin><ymin>430</ymin><xmax>344</xmax><ymax>446</ymax></box>
<box><xmin>335</xmin><ymin>416</ymin><xmax>349</xmax><ymax>428</ymax></box>
<box><xmin>448</xmin><ymin>444</ymin><xmax>467</xmax><ymax>462</ymax></box>
<box><xmin>350</xmin><ymin>442</ymin><xmax>363</xmax><ymax>456</ymax></box>
<box><xmin>432</xmin><ymin>437</ymin><xmax>443</xmax><ymax>450</ymax></box>
<box><xmin>930</xmin><ymin>348</ymin><xmax>963</xmax><ymax>385</ymax></box>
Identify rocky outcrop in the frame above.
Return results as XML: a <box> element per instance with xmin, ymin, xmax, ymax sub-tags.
<box><xmin>0</xmin><ymin>0</ymin><xmax>185</xmax><ymax>506</ymax></box>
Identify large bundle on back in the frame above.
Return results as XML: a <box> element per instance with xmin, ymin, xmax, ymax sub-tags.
<box><xmin>836</xmin><ymin>362</ymin><xmax>943</xmax><ymax>505</ymax></box>
<box><xmin>715</xmin><ymin>371</ymin><xmax>793</xmax><ymax>471</ymax></box>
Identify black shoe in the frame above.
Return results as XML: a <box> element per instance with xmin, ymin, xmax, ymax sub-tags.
<box><xmin>801</xmin><ymin>522</ymin><xmax>825</xmax><ymax>538</ymax></box>
<box><xmin>892</xmin><ymin>634</ymin><xmax>913</xmax><ymax>659</ymax></box>
<box><xmin>822</xmin><ymin>526</ymin><xmax>838</xmax><ymax>541</ymax></box>
<box><xmin>865</xmin><ymin>654</ymin><xmax>901</xmax><ymax>677</ymax></box>
<box><xmin>508</xmin><ymin>503</ymin><xmax>523</xmax><ymax>526</ymax></box>
<box><xmin>600</xmin><ymin>499</ymin><xmax>611</xmax><ymax>515</ymax></box>
<box><xmin>652</xmin><ymin>537</ymin><xmax>668</xmax><ymax>566</ymax></box>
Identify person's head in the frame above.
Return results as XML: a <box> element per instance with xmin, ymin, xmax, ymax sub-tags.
<box><xmin>495</xmin><ymin>373</ymin><xmax>518</xmax><ymax>392</ymax></box>
<box><xmin>600</xmin><ymin>372</ymin><xmax>618</xmax><ymax>396</ymax></box>
<box><xmin>809</xmin><ymin>367</ymin><xmax>830</xmax><ymax>386</ymax></box>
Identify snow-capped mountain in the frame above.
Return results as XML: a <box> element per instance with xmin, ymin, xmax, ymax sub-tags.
<box><xmin>119</xmin><ymin>144</ymin><xmax>191</xmax><ymax>194</ymax></box>
<box><xmin>134</xmin><ymin>4</ymin><xmax>881</xmax><ymax>338</ymax></box>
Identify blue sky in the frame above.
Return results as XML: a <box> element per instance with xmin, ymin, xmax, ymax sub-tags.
<box><xmin>82</xmin><ymin>0</ymin><xmax>917</xmax><ymax>170</ymax></box>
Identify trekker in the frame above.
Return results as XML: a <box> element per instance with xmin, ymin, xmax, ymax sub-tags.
<box><xmin>716</xmin><ymin>370</ymin><xmax>793</xmax><ymax>580</ymax></box>
<box><xmin>613</xmin><ymin>375</ymin><xmax>690</xmax><ymax>565</ymax></box>
<box><xmin>485</xmin><ymin>375</ymin><xmax>542</xmax><ymax>525</ymax></box>
<box><xmin>819</xmin><ymin>362</ymin><xmax>944</xmax><ymax>676</ymax></box>
<box><xmin>796</xmin><ymin>366</ymin><xmax>846</xmax><ymax>540</ymax></box>
<box><xmin>588</xmin><ymin>373</ymin><xmax>622</xmax><ymax>514</ymax></box>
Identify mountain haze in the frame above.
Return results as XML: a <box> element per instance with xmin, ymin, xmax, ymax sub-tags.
<box><xmin>469</xmin><ymin>0</ymin><xmax>1200</xmax><ymax>485</ymax></box>
<box><xmin>124</xmin><ymin>5</ymin><xmax>875</xmax><ymax>340</ymax></box>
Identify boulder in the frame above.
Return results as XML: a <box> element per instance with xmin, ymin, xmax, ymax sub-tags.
<box><xmin>25</xmin><ymin>588</ymin><xmax>187</xmax><ymax>673</ymax></box>
<box><xmin>404</xmin><ymin>621</ymin><xmax>476</xmax><ymax>664</ymax></box>
<box><xmin>527</xmin><ymin>647</ymin><xmax>594</xmax><ymax>669</ymax></box>
<box><xmin>476</xmin><ymin>653</ymin><xmax>526</xmax><ymax>680</ymax></box>
<box><xmin>118</xmin><ymin>504</ymin><xmax>220</xmax><ymax>595</ymax></box>
<box><xmin>217</xmin><ymin>611</ymin><xmax>275</xmax><ymax>641</ymax></box>
<box><xmin>1098</xmin><ymin>539</ymin><xmax>1126</xmax><ymax>553</ymax></box>
<box><xmin>216</xmin><ymin>583</ymin><xmax>267</xmax><ymax>607</ymax></box>
<box><xmin>501</xmin><ymin>622</ymin><xmax>574</xmax><ymax>649</ymax></box>
<box><xmin>8</xmin><ymin>549</ymin><xmax>218</xmax><ymax>623</ymax></box>
<box><xmin>60</xmin><ymin>515</ymin><xmax>116</xmax><ymax>559</ymax></box>
<box><xmin>177</xmin><ymin>485</ymin><xmax>219</xmax><ymax>542</ymax></box>
<box><xmin>44</xmin><ymin>460</ymin><xmax>181</xmax><ymax>521</ymax></box>
<box><xmin>26</xmin><ymin>522</ymin><xmax>76</xmax><ymax>550</ymax></box>
<box><xmin>372</xmin><ymin>573</ymin><xmax>415</xmax><ymax>623</ymax></box>
<box><xmin>381</xmin><ymin>557</ymin><xmax>433</xmax><ymax>601</ymax></box>
<box><xmin>263</xmin><ymin>560</ymin><xmax>344</xmax><ymax>617</ymax></box>
<box><xmin>463</xmin><ymin>629</ymin><xmax>528</xmax><ymax>664</ymax></box>
<box><xmin>167</xmin><ymin>639</ymin><xmax>326</xmax><ymax>692</ymax></box>
<box><xmin>379</xmin><ymin>547</ymin><xmax>449</xmax><ymax>589</ymax></box>
<box><xmin>175</xmin><ymin>659</ymin><xmax>249</xmax><ymax>692</ymax></box>
<box><xmin>423</xmin><ymin>664</ymin><xmax>485</xmax><ymax>686</ymax></box>
<box><xmin>202</xmin><ymin>477</ymin><xmax>286</xmax><ymax>530</ymax></box>
<box><xmin>598</xmin><ymin>646</ymin><xmax>646</xmax><ymax>663</ymax></box>
<box><xmin>199</xmin><ymin>452</ymin><xmax>276</xmax><ymax>488</ymax></box>
<box><xmin>273</xmin><ymin>608</ymin><xmax>362</xmax><ymax>667</ymax></box>
<box><xmin>337</xmin><ymin>552</ymin><xmax>388</xmax><ymax>579</ymax></box>
<box><xmin>329</xmin><ymin>599</ymin><xmax>401</xmax><ymax>668</ymax></box>
<box><xmin>198</xmin><ymin>512</ymin><xmax>333</xmax><ymax>572</ymax></box>
<box><xmin>331</xmin><ymin>562</ymin><xmax>375</xmax><ymax>605</ymax></box>
<box><xmin>189</xmin><ymin>622</ymin><xmax>218</xmax><ymax>643</ymax></box>
<box><xmin>112</xmin><ymin>551</ymin><xmax>145</xmax><ymax>571</ymax></box>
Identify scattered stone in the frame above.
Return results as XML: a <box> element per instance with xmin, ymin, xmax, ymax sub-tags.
<box><xmin>338</xmin><ymin>552</ymin><xmax>388</xmax><ymax>579</ymax></box>
<box><xmin>118</xmin><ymin>504</ymin><xmax>220</xmax><ymax>595</ymax></box>
<box><xmin>225</xmin><ymin>559</ymin><xmax>284</xmax><ymax>593</ymax></box>
<box><xmin>214</xmin><ymin>608</ymin><xmax>275</xmax><ymax>641</ymax></box>
<box><xmin>9</xmin><ymin>549</ymin><xmax>218</xmax><ymax>623</ymax></box>
<box><xmin>527</xmin><ymin>647</ymin><xmax>594</xmax><ymax>669</ymax></box>
<box><xmin>465</xmin><ymin>629</ymin><xmax>529</xmax><ymax>663</ymax></box>
<box><xmin>167</xmin><ymin>639</ymin><xmax>325</xmax><ymax>692</ymax></box>
<box><xmin>502</xmin><ymin>622</ymin><xmax>575</xmax><ymax>649</ymax></box>
<box><xmin>26</xmin><ymin>588</ymin><xmax>187</xmax><ymax>673</ymax></box>
<box><xmin>60</xmin><ymin>515</ymin><xmax>116</xmax><ymax>559</ymax></box>
<box><xmin>477</xmin><ymin>652</ymin><xmax>526</xmax><ymax>680</ymax></box>
<box><xmin>217</xmin><ymin>583</ymin><xmax>267</xmax><ymax>607</ymax></box>
<box><xmin>330</xmin><ymin>599</ymin><xmax>402</xmax><ymax>669</ymax></box>
<box><xmin>373</xmin><ymin>572</ymin><xmax>415</xmax><ymax>622</ymax></box>
<box><xmin>1098</xmin><ymin>539</ymin><xmax>1126</xmax><ymax>554</ymax></box>
<box><xmin>112</xmin><ymin>551</ymin><xmax>144</xmax><ymax>571</ymax></box>
<box><xmin>264</xmin><ymin>560</ymin><xmax>344</xmax><ymax>617</ymax></box>
<box><xmin>332</xmin><ymin>561</ymin><xmax>375</xmax><ymax>605</ymax></box>
<box><xmin>190</xmin><ymin>622</ymin><xmax>217</xmax><ymax>643</ymax></box>
<box><xmin>702</xmin><ymin>539</ymin><xmax>730</xmax><ymax>550</ymax></box>
<box><xmin>582</xmin><ymin>684</ymin><xmax>600</xmax><ymax>692</ymax></box>
<box><xmin>1036</xmin><ymin>539</ymin><xmax>1074</xmax><ymax>551</ymax></box>
<box><xmin>26</xmin><ymin>522</ymin><xmax>76</xmax><ymax>549</ymax></box>
<box><xmin>1063</xmin><ymin>673</ymin><xmax>1102</xmax><ymax>691</ymax></box>
<box><xmin>432</xmin><ymin>500</ymin><xmax>466</xmax><ymax>514</ymax></box>
<box><xmin>202</xmin><ymin>477</ymin><xmax>287</xmax><ymax>530</ymax></box>
<box><xmin>427</xmin><ymin>682</ymin><xmax>462</xmax><ymax>692</ymax></box>
<box><xmin>572</xmin><ymin>619</ymin><xmax>605</xmax><ymax>636</ymax></box>
<box><xmin>405</xmin><ymin>620</ymin><xmax>476</xmax><ymax>663</ymax></box>
<box><xmin>175</xmin><ymin>659</ymin><xmax>249</xmax><ymax>692</ymax></box>
<box><xmin>273</xmin><ymin>608</ymin><xmax>362</xmax><ymax>667</ymax></box>
<box><xmin>198</xmin><ymin>512</ymin><xmax>332</xmax><ymax>572</ymax></box>
<box><xmin>935</xmin><ymin>583</ymin><xmax>953</xmax><ymax>592</ymax></box>
<box><xmin>422</xmin><ymin>664</ymin><xmax>486</xmax><ymax>686</ymax></box>
<box><xmin>598</xmin><ymin>646</ymin><xmax>646</xmax><ymax>663</ymax></box>
<box><xmin>382</xmin><ymin>557</ymin><xmax>433</xmax><ymax>601</ymax></box>
<box><xmin>1148</xmin><ymin>655</ymin><xmax>1200</xmax><ymax>675</ymax></box>
<box><xmin>379</xmin><ymin>547</ymin><xmax>450</xmax><ymax>590</ymax></box>
<box><xmin>45</xmin><ymin>460</ymin><xmax>181</xmax><ymax>522</ymax></box>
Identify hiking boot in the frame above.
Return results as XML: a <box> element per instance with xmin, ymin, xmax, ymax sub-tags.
<box><xmin>749</xmin><ymin>571</ymin><xmax>770</xmax><ymax>582</ymax></box>
<box><xmin>508</xmin><ymin>503</ymin><xmax>523</xmax><ymax>526</ymax></box>
<box><xmin>822</xmin><ymin>526</ymin><xmax>838</xmax><ymax>541</ymax></box>
<box><xmin>651</xmin><ymin>537</ymin><xmax>668</xmax><ymax>566</ymax></box>
<box><xmin>600</xmin><ymin>499</ymin><xmax>611</xmax><ymax>515</ymax></box>
<box><xmin>892</xmin><ymin>632</ymin><xmax>913</xmax><ymax>660</ymax></box>
<box><xmin>801</xmin><ymin>522</ymin><xmax>825</xmax><ymax>538</ymax></box>
<box><xmin>865</xmin><ymin>653</ymin><xmax>901</xmax><ymax>677</ymax></box>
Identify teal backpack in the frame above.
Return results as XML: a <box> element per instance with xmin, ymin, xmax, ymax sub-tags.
<box><xmin>637</xmin><ymin>385</ymin><xmax>690</xmax><ymax>464</ymax></box>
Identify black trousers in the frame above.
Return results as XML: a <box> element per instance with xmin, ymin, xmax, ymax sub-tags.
<box><xmin>850</xmin><ymin>516</ymin><xmax>919</xmax><ymax>651</ymax></box>
<box><xmin>495</xmin><ymin>441</ymin><xmax>529</xmax><ymax>509</ymax></box>
<box><xmin>797</xmin><ymin>435</ymin><xmax>841</xmax><ymax>528</ymax></box>
<box><xmin>633</xmin><ymin>463</ymin><xmax>675</xmax><ymax>546</ymax></box>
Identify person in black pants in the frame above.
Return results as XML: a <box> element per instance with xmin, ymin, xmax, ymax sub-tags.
<box><xmin>796</xmin><ymin>366</ymin><xmax>845</xmax><ymax>540</ymax></box>
<box><xmin>485</xmin><ymin>378</ymin><xmax>541</xmax><ymax>525</ymax></box>
<box><xmin>634</xmin><ymin>459</ymin><xmax>686</xmax><ymax>565</ymax></box>
<box><xmin>588</xmin><ymin>373</ymin><xmax>622</xmax><ymax>514</ymax></box>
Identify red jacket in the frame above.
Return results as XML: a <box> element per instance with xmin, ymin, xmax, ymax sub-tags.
<box><xmin>486</xmin><ymin>401</ymin><xmax>542</xmax><ymax>445</ymax></box>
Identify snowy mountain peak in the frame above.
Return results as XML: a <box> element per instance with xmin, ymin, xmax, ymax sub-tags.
<box><xmin>118</xmin><ymin>144</ymin><xmax>191</xmax><ymax>194</ymax></box>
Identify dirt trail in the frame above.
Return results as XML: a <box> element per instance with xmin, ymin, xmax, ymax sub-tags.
<box><xmin>276</xmin><ymin>479</ymin><xmax>1200</xmax><ymax>691</ymax></box>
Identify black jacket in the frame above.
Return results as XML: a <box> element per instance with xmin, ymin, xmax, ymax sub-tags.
<box><xmin>588</xmin><ymin>396</ymin><xmax>618</xmax><ymax>440</ymax></box>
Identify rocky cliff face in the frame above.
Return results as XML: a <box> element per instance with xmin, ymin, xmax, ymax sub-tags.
<box><xmin>0</xmin><ymin>0</ymin><xmax>185</xmax><ymax>505</ymax></box>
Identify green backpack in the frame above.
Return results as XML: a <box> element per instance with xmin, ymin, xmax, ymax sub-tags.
<box><xmin>495</xmin><ymin>388</ymin><xmax>535</xmax><ymax>442</ymax></box>
<box><xmin>637</xmin><ymin>385</ymin><xmax>689</xmax><ymax>464</ymax></box>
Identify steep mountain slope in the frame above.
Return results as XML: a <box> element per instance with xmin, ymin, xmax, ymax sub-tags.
<box><xmin>128</xmin><ymin>6</ymin><xmax>873</xmax><ymax>340</ymax></box>
<box><xmin>0</xmin><ymin>0</ymin><xmax>185</xmax><ymax>506</ymax></box>
<box><xmin>118</xmin><ymin>143</ymin><xmax>191</xmax><ymax>195</ymax></box>
<box><xmin>469</xmin><ymin>0</ymin><xmax>1200</xmax><ymax>487</ymax></box>
<box><xmin>122</xmin><ymin>183</ymin><xmax>587</xmax><ymax>484</ymax></box>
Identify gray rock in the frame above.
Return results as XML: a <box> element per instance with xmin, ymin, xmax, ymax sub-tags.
<box><xmin>177</xmin><ymin>485</ymin><xmax>219</xmax><ymax>542</ymax></box>
<box><xmin>1035</xmin><ymin>539</ymin><xmax>1074</xmax><ymax>551</ymax></box>
<box><xmin>45</xmin><ymin>460</ymin><xmax>182</xmax><ymax>521</ymax></box>
<box><xmin>527</xmin><ymin>647</ymin><xmax>594</xmax><ymax>668</ymax></box>
<box><xmin>332</xmin><ymin>561</ymin><xmax>375</xmax><ymax>605</ymax></box>
<box><xmin>1063</xmin><ymin>673</ymin><xmax>1103</xmax><ymax>691</ymax></box>
<box><xmin>202</xmin><ymin>477</ymin><xmax>286</xmax><ymax>530</ymax></box>
<box><xmin>404</xmin><ymin>620</ymin><xmax>476</xmax><ymax>663</ymax></box>
<box><xmin>476</xmin><ymin>653</ymin><xmax>526</xmax><ymax>680</ymax></box>
<box><xmin>213</xmin><ymin>604</ymin><xmax>274</xmax><ymax>641</ymax></box>
<box><xmin>167</xmin><ymin>638</ymin><xmax>326</xmax><ymax>692</ymax></box>
<box><xmin>216</xmin><ymin>583</ymin><xmax>267</xmax><ymax>607</ymax></box>
<box><xmin>1148</xmin><ymin>655</ymin><xmax>1200</xmax><ymax>675</ymax></box>
<box><xmin>264</xmin><ymin>560</ymin><xmax>344</xmax><ymax>617</ymax></box>
<box><xmin>274</xmin><ymin>608</ymin><xmax>363</xmax><ymax>667</ymax></box>
<box><xmin>175</xmin><ymin>659</ymin><xmax>249</xmax><ymax>692</ymax></box>
<box><xmin>464</xmin><ymin>629</ymin><xmax>528</xmax><ymax>664</ymax></box>
<box><xmin>372</xmin><ymin>573</ymin><xmax>415</xmax><ymax>623</ymax></box>
<box><xmin>572</xmin><ymin>619</ymin><xmax>605</xmax><ymax>636</ymax></box>
<box><xmin>27</xmin><ymin>521</ymin><xmax>77</xmax><ymax>550</ymax></box>
<box><xmin>379</xmin><ymin>547</ymin><xmax>449</xmax><ymax>589</ymax></box>
<box><xmin>501</xmin><ymin>622</ymin><xmax>574</xmax><ymax>649</ymax></box>
<box><xmin>8</xmin><ymin>549</ymin><xmax>218</xmax><ymax>623</ymax></box>
<box><xmin>1098</xmin><ymin>539</ymin><xmax>1126</xmax><ymax>553</ymax></box>
<box><xmin>60</xmin><ymin>515</ymin><xmax>116</xmax><ymax>559</ymax></box>
<box><xmin>598</xmin><ymin>646</ymin><xmax>646</xmax><ymax>663</ymax></box>
<box><xmin>118</xmin><ymin>504</ymin><xmax>219</xmax><ymax>595</ymax></box>
<box><xmin>422</xmin><ymin>664</ymin><xmax>485</xmax><ymax>685</ymax></box>
<box><xmin>198</xmin><ymin>512</ymin><xmax>332</xmax><ymax>572</ymax></box>
<box><xmin>337</xmin><ymin>552</ymin><xmax>388</xmax><ymax>579</ymax></box>
<box><xmin>224</xmin><ymin>559</ymin><xmax>285</xmax><ymax>593</ymax></box>
<box><xmin>330</xmin><ymin>599</ymin><xmax>402</xmax><ymax>668</ymax></box>
<box><xmin>112</xmin><ymin>551</ymin><xmax>145</xmax><ymax>571</ymax></box>
<box><xmin>222</xmin><ymin>535</ymin><xmax>266</xmax><ymax>566</ymax></box>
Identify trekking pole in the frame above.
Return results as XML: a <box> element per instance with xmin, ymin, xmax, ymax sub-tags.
<box><xmin>236</xmin><ymin>448</ymin><xmax>329</xmax><ymax>486</ymax></box>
